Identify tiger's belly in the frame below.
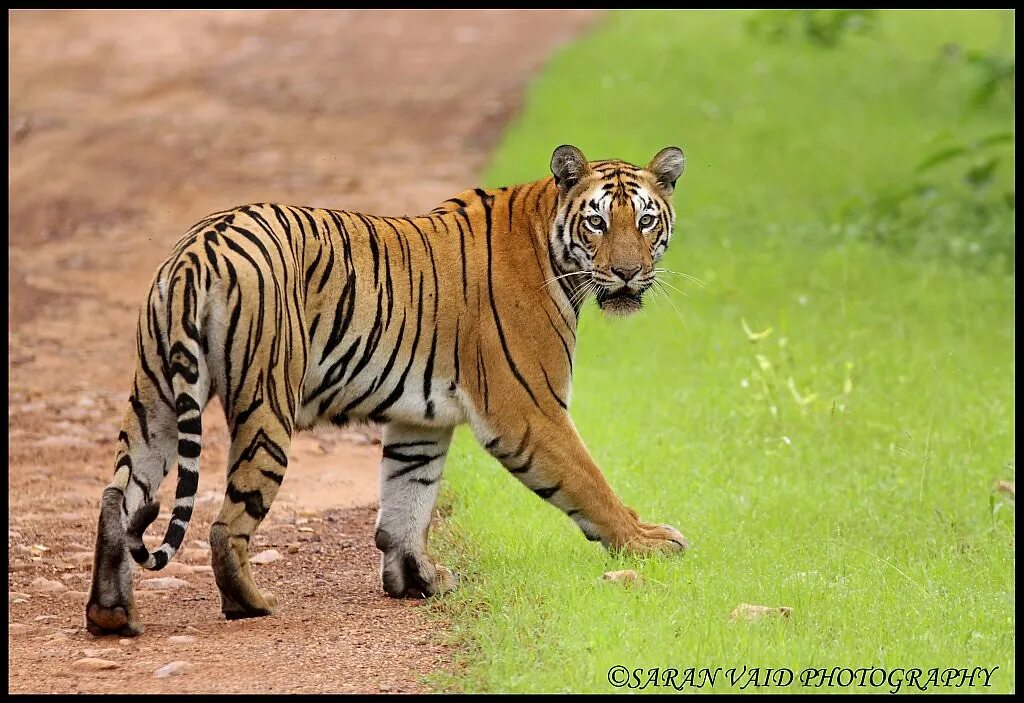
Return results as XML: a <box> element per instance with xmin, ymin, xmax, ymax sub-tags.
<box><xmin>295</xmin><ymin>371</ymin><xmax>469</xmax><ymax>431</ymax></box>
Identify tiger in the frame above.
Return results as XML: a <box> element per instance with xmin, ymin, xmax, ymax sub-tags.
<box><xmin>86</xmin><ymin>144</ymin><xmax>689</xmax><ymax>637</ymax></box>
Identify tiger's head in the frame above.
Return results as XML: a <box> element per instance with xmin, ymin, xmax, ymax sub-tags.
<box><xmin>549</xmin><ymin>144</ymin><xmax>685</xmax><ymax>316</ymax></box>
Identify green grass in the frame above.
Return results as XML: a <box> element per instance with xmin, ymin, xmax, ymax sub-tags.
<box><xmin>427</xmin><ymin>10</ymin><xmax>1015</xmax><ymax>693</ymax></box>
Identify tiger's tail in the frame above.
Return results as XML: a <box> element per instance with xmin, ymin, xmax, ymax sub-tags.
<box><xmin>127</xmin><ymin>264</ymin><xmax>207</xmax><ymax>570</ymax></box>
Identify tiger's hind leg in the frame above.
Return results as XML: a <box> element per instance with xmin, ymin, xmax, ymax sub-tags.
<box><xmin>210</xmin><ymin>406</ymin><xmax>292</xmax><ymax>620</ymax></box>
<box><xmin>374</xmin><ymin>424</ymin><xmax>458</xmax><ymax>599</ymax></box>
<box><xmin>86</xmin><ymin>382</ymin><xmax>177</xmax><ymax>636</ymax></box>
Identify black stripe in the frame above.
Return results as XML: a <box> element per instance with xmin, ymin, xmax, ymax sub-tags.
<box><xmin>454</xmin><ymin>212</ymin><xmax>469</xmax><ymax>302</ymax></box>
<box><xmin>358</xmin><ymin>214</ymin><xmax>381</xmax><ymax>289</ymax></box>
<box><xmin>476</xmin><ymin>345</ymin><xmax>489</xmax><ymax>412</ymax></box>
<box><xmin>382</xmin><ymin>245</ymin><xmax>395</xmax><ymax>329</ymax></box>
<box><xmin>177</xmin><ymin>416</ymin><xmax>201</xmax><ymax>435</ymax></box>
<box><xmin>169</xmin><ymin>510</ymin><xmax>192</xmax><ymax>539</ymax></box>
<box><xmin>130</xmin><ymin>393</ymin><xmax>150</xmax><ymax>443</ymax></box>
<box><xmin>233</xmin><ymin>374</ymin><xmax>265</xmax><ymax>430</ymax></box>
<box><xmin>225</xmin><ymin>482</ymin><xmax>269</xmax><ymax>520</ymax></box>
<box><xmin>542</xmin><ymin>367</ymin><xmax>568</xmax><ymax>409</ymax></box>
<box><xmin>384</xmin><ymin>440</ymin><xmax>436</xmax><ymax>450</ymax></box>
<box><xmin>344</xmin><ymin>291</ymin><xmax>388</xmax><ymax>383</ymax></box>
<box><xmin>152</xmin><ymin>550</ymin><xmax>170</xmax><ymax>569</ymax></box>
<box><xmin>169</xmin><ymin>341</ymin><xmax>199</xmax><ymax>383</ymax></box>
<box><xmin>387</xmin><ymin>457</ymin><xmax>441</xmax><ymax>479</ymax></box>
<box><xmin>478</xmin><ymin>189</ymin><xmax>544</xmax><ymax>412</ymax></box>
<box><xmin>542</xmin><ymin>304</ymin><xmax>575</xmax><ymax>369</ymax></box>
<box><xmin>260</xmin><ymin>469</ymin><xmax>285</xmax><ymax>485</ymax></box>
<box><xmin>130</xmin><ymin>544</ymin><xmax>150</xmax><ymax>563</ymax></box>
<box><xmin>508</xmin><ymin>451</ymin><xmax>534</xmax><ymax>475</ymax></box>
<box><xmin>203</xmin><ymin>230</ymin><xmax>222</xmax><ymax>276</ymax></box>
<box><xmin>304</xmin><ymin>245</ymin><xmax>324</xmax><ymax>289</ymax></box>
<box><xmin>533</xmin><ymin>483</ymin><xmax>562</xmax><ymax>500</ymax></box>
<box><xmin>175</xmin><ymin>393</ymin><xmax>200</xmax><ymax>414</ymax></box>
<box><xmin>365</xmin><ymin>273</ymin><xmax>426</xmax><ymax>421</ymax></box>
<box><xmin>317</xmin><ymin>231</ymin><xmax>337</xmax><ymax>294</ymax></box>
<box><xmin>383</xmin><ymin>448</ymin><xmax>442</xmax><ymax>479</ymax></box>
<box><xmin>422</xmin><ymin>328</ymin><xmax>438</xmax><ymax>415</ymax></box>
<box><xmin>178</xmin><ymin>439</ymin><xmax>201</xmax><ymax>459</ymax></box>
<box><xmin>308</xmin><ymin>337</ymin><xmax>360</xmax><ymax>405</ymax></box>
<box><xmin>319</xmin><ymin>270</ymin><xmax>357</xmax><ymax>364</ymax></box>
<box><xmin>222</xmin><ymin>262</ymin><xmax>242</xmax><ymax>416</ymax></box>
<box><xmin>452</xmin><ymin>320</ymin><xmax>461</xmax><ymax>385</ymax></box>
<box><xmin>308</xmin><ymin>313</ymin><xmax>321</xmax><ymax>342</ymax></box>
<box><xmin>175</xmin><ymin>470</ymin><xmax>199</xmax><ymax>499</ymax></box>
<box><xmin>221</xmin><ymin>236</ymin><xmax>267</xmax><ymax>352</ymax></box>
<box><xmin>382</xmin><ymin>448</ymin><xmax>441</xmax><ymax>463</ymax></box>
<box><xmin>130</xmin><ymin>472</ymin><xmax>152</xmax><ymax>504</ymax></box>
<box><xmin>227</xmin><ymin>428</ymin><xmax>288</xmax><ymax>477</ymax></box>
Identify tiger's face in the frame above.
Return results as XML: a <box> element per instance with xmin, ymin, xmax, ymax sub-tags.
<box><xmin>550</xmin><ymin>145</ymin><xmax>685</xmax><ymax>316</ymax></box>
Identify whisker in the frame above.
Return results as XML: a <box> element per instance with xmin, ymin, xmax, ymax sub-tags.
<box><xmin>654</xmin><ymin>268</ymin><xmax>708</xmax><ymax>290</ymax></box>
<box><xmin>557</xmin><ymin>281</ymin><xmax>594</xmax><ymax>322</ymax></box>
<box><xmin>538</xmin><ymin>270</ymin><xmax>591</xmax><ymax>292</ymax></box>
<box><xmin>653</xmin><ymin>280</ymin><xmax>689</xmax><ymax>332</ymax></box>
<box><xmin>652</xmin><ymin>276</ymin><xmax>689</xmax><ymax>299</ymax></box>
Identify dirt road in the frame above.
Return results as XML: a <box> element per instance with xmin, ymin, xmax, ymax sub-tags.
<box><xmin>8</xmin><ymin>10</ymin><xmax>594</xmax><ymax>692</ymax></box>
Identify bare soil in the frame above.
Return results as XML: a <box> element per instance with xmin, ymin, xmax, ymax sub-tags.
<box><xmin>8</xmin><ymin>10</ymin><xmax>595</xmax><ymax>692</ymax></box>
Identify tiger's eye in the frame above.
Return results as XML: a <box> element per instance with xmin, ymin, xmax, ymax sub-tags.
<box><xmin>587</xmin><ymin>215</ymin><xmax>605</xmax><ymax>230</ymax></box>
<box><xmin>639</xmin><ymin>214</ymin><xmax>655</xmax><ymax>229</ymax></box>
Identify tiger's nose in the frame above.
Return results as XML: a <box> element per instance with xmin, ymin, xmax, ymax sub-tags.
<box><xmin>611</xmin><ymin>266</ymin><xmax>641</xmax><ymax>283</ymax></box>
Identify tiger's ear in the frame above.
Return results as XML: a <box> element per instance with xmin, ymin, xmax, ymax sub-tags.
<box><xmin>647</xmin><ymin>146</ymin><xmax>685</xmax><ymax>194</ymax></box>
<box><xmin>550</xmin><ymin>144</ymin><xmax>592</xmax><ymax>193</ymax></box>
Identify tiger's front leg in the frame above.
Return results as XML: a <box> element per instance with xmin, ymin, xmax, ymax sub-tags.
<box><xmin>374</xmin><ymin>423</ymin><xmax>458</xmax><ymax>599</ymax></box>
<box><xmin>482</xmin><ymin>412</ymin><xmax>689</xmax><ymax>553</ymax></box>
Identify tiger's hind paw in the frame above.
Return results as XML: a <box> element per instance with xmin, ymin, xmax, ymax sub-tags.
<box><xmin>85</xmin><ymin>601</ymin><xmax>144</xmax><ymax>637</ymax></box>
<box><xmin>221</xmin><ymin>589</ymin><xmax>278</xmax><ymax>620</ymax></box>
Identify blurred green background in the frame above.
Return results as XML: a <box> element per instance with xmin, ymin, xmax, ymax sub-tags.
<box><xmin>429</xmin><ymin>10</ymin><xmax>1015</xmax><ymax>693</ymax></box>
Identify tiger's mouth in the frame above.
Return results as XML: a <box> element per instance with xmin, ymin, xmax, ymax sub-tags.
<box><xmin>595</xmin><ymin>287</ymin><xmax>644</xmax><ymax>317</ymax></box>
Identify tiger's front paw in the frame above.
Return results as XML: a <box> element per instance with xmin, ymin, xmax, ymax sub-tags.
<box><xmin>622</xmin><ymin>522</ymin><xmax>689</xmax><ymax>555</ymax></box>
<box><xmin>380</xmin><ymin>549</ymin><xmax>459</xmax><ymax>599</ymax></box>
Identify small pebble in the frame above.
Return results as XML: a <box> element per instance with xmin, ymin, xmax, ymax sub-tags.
<box><xmin>729</xmin><ymin>603</ymin><xmax>794</xmax><ymax>623</ymax></box>
<box><xmin>73</xmin><ymin>657</ymin><xmax>120</xmax><ymax>671</ymax></box>
<box><xmin>154</xmin><ymin>660</ymin><xmax>193</xmax><ymax>678</ymax></box>
<box><xmin>159</xmin><ymin>561</ymin><xmax>194</xmax><ymax>576</ymax></box>
<box><xmin>601</xmin><ymin>569</ymin><xmax>640</xmax><ymax>584</ymax></box>
<box><xmin>139</xmin><ymin>577</ymin><xmax>189</xmax><ymax>590</ymax></box>
<box><xmin>30</xmin><ymin>577</ymin><xmax>67</xmax><ymax>593</ymax></box>
<box><xmin>250</xmin><ymin>549</ymin><xmax>282</xmax><ymax>565</ymax></box>
<box><xmin>68</xmin><ymin>551</ymin><xmax>95</xmax><ymax>564</ymax></box>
